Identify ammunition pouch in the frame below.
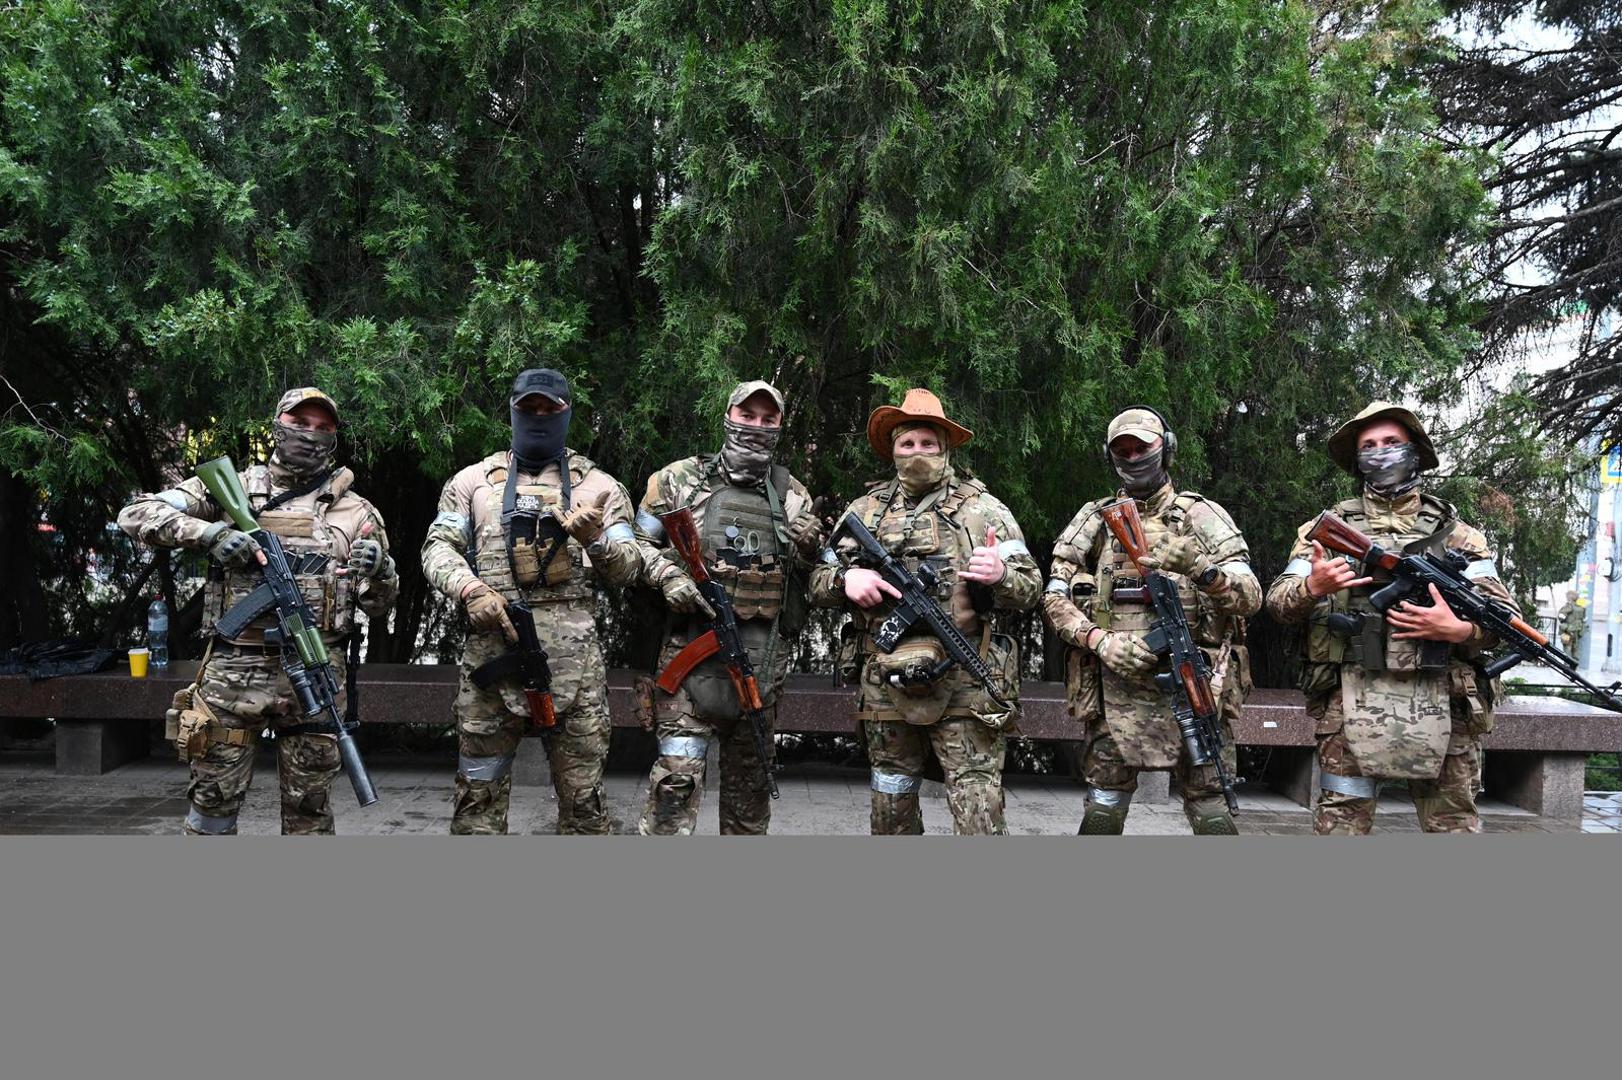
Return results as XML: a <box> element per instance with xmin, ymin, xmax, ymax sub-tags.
<box><xmin>1066</xmin><ymin>647</ymin><xmax>1102</xmax><ymax>726</ymax></box>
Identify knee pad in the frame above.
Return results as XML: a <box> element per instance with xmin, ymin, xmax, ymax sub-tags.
<box><xmin>1079</xmin><ymin>786</ymin><xmax>1130</xmax><ymax>835</ymax></box>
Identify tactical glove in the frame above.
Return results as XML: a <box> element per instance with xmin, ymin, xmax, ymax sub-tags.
<box><xmin>1137</xmin><ymin>534</ymin><xmax>1215</xmax><ymax>583</ymax></box>
<box><xmin>786</xmin><ymin>510</ymin><xmax>827</xmax><ymax>559</ymax></box>
<box><xmin>202</xmin><ymin>522</ymin><xmax>263</xmax><ymax>569</ymax></box>
<box><xmin>661</xmin><ymin>574</ymin><xmax>716</xmax><ymax>619</ymax></box>
<box><xmin>562</xmin><ymin>491</ymin><xmax>611</xmax><ymax>544</ymax></box>
<box><xmin>463</xmin><ymin>581</ymin><xmax>518</xmax><ymax>643</ymax></box>
<box><xmin>1094</xmin><ymin>630</ymin><xmax>1160</xmax><ymax>680</ymax></box>
<box><xmin>346</xmin><ymin>538</ymin><xmax>392</xmax><ymax>579</ymax></box>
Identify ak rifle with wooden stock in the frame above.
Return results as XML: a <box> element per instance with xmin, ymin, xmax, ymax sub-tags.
<box><xmin>654</xmin><ymin>507</ymin><xmax>780</xmax><ymax>799</ymax></box>
<box><xmin>1307</xmin><ymin>510</ymin><xmax>1622</xmax><ymax>712</ymax></box>
<box><xmin>1099</xmin><ymin>497</ymin><xmax>1239</xmax><ymax>814</ymax></box>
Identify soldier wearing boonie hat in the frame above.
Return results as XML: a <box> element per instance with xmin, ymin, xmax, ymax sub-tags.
<box><xmin>1266</xmin><ymin>401</ymin><xmax>1520</xmax><ymax>834</ymax></box>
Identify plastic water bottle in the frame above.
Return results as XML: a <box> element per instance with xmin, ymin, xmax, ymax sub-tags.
<box><xmin>147</xmin><ymin>596</ymin><xmax>169</xmax><ymax>670</ymax></box>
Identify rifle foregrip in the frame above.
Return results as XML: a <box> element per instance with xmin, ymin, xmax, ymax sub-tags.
<box><xmin>1508</xmin><ymin>616</ymin><xmax>1546</xmax><ymax>645</ymax></box>
<box><xmin>1308</xmin><ymin>512</ymin><xmax>1373</xmax><ymax>559</ymax></box>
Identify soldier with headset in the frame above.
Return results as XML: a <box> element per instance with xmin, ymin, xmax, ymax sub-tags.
<box><xmin>1042</xmin><ymin>407</ymin><xmax>1262</xmax><ymax>834</ymax></box>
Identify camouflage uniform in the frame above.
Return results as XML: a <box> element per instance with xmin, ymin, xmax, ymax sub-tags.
<box><xmin>421</xmin><ymin>450</ymin><xmax>640</xmax><ymax>834</ymax></box>
<box><xmin>810</xmin><ymin>458</ymin><xmax>1040</xmax><ymax>835</ymax></box>
<box><xmin>1558</xmin><ymin>596</ymin><xmax>1584</xmax><ymax>658</ymax></box>
<box><xmin>634</xmin><ymin>449</ymin><xmax>817</xmax><ymax>836</ymax></box>
<box><xmin>1044</xmin><ymin>483</ymin><xmax>1261</xmax><ymax>834</ymax></box>
<box><xmin>1265</xmin><ymin>403</ymin><xmax>1516</xmax><ymax>835</ymax></box>
<box><xmin>117</xmin><ymin>391</ymin><xmax>398</xmax><ymax>835</ymax></box>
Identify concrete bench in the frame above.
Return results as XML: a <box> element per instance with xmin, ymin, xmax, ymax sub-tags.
<box><xmin>3</xmin><ymin>664</ymin><xmax>1617</xmax><ymax>824</ymax></box>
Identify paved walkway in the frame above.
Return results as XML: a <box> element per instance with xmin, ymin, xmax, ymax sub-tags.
<box><xmin>1</xmin><ymin>750</ymin><xmax>1609</xmax><ymax>834</ymax></box>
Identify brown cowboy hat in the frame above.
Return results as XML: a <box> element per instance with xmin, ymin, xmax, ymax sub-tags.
<box><xmin>866</xmin><ymin>388</ymin><xmax>974</xmax><ymax>461</ymax></box>
<box><xmin>1327</xmin><ymin>400</ymin><xmax>1439</xmax><ymax>476</ymax></box>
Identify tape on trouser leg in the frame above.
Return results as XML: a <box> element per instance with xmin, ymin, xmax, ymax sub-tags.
<box><xmin>1320</xmin><ymin>772</ymin><xmax>1379</xmax><ymax>799</ymax></box>
<box><xmin>658</xmin><ymin>735</ymin><xmax>710</xmax><ymax>760</ymax></box>
<box><xmin>185</xmin><ymin>806</ymin><xmax>238</xmax><ymax>834</ymax></box>
<box><xmin>871</xmin><ymin>769</ymin><xmax>922</xmax><ymax>795</ymax></box>
<box><xmin>1086</xmin><ymin>786</ymin><xmax>1131</xmax><ymax>808</ymax></box>
<box><xmin>459</xmin><ymin>753</ymin><xmax>515</xmax><ymax>782</ymax></box>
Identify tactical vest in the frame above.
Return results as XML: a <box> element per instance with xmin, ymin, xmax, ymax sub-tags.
<box><xmin>853</xmin><ymin>476</ymin><xmax>994</xmax><ymax>642</ymax></box>
<box><xmin>1089</xmin><ymin>492</ymin><xmax>1227</xmax><ymax>647</ymax></box>
<box><xmin>204</xmin><ymin>465</ymin><xmax>357</xmax><ymax>640</ymax></box>
<box><xmin>471</xmin><ymin>455</ymin><xmax>595</xmax><ymax>605</ymax></box>
<box><xmin>1303</xmin><ymin>493</ymin><xmax>1455</xmax><ymax>673</ymax></box>
<box><xmin>696</xmin><ymin>463</ymin><xmax>790</xmax><ymax>621</ymax></box>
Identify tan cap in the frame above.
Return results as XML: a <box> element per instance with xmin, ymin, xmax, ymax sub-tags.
<box><xmin>1327</xmin><ymin>400</ymin><xmax>1438</xmax><ymax>476</ymax></box>
<box><xmin>1106</xmin><ymin>407</ymin><xmax>1167</xmax><ymax>446</ymax></box>
<box><xmin>866</xmin><ymin>388</ymin><xmax>973</xmax><ymax>461</ymax></box>
<box><xmin>727</xmin><ymin>380</ymin><xmax>785</xmax><ymax>413</ymax></box>
<box><xmin>275</xmin><ymin>387</ymin><xmax>340</xmax><ymax>425</ymax></box>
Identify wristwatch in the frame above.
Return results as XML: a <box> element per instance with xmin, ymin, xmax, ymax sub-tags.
<box><xmin>831</xmin><ymin>564</ymin><xmax>849</xmax><ymax>593</ymax></box>
<box><xmin>1195</xmin><ymin>565</ymin><xmax>1221</xmax><ymax>588</ymax></box>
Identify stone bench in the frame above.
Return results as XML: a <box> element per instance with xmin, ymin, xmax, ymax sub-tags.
<box><xmin>3</xmin><ymin>664</ymin><xmax>1616</xmax><ymax>824</ymax></box>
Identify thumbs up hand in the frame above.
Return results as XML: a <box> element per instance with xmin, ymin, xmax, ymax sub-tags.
<box><xmin>961</xmin><ymin>526</ymin><xmax>1007</xmax><ymax>585</ymax></box>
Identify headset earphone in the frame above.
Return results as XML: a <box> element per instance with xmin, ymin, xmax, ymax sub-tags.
<box><xmin>1102</xmin><ymin>405</ymin><xmax>1177</xmax><ymax>471</ymax></box>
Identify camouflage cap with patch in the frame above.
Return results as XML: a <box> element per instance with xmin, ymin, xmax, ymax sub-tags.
<box><xmin>275</xmin><ymin>387</ymin><xmax>340</xmax><ymax>425</ymax></box>
<box><xmin>1105</xmin><ymin>407</ymin><xmax>1167</xmax><ymax>445</ymax></box>
<box><xmin>727</xmin><ymin>379</ymin><xmax>785</xmax><ymax>413</ymax></box>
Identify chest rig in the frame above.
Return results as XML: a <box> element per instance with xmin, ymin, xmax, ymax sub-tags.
<box><xmin>1305</xmin><ymin>493</ymin><xmax>1456</xmax><ymax>674</ymax></box>
<box><xmin>205</xmin><ymin>465</ymin><xmax>356</xmax><ymax>640</ymax></box>
<box><xmin>1088</xmin><ymin>492</ymin><xmax>1221</xmax><ymax>646</ymax></box>
<box><xmin>855</xmin><ymin>477</ymin><xmax>993</xmax><ymax>635</ymax></box>
<box><xmin>472</xmin><ymin>454</ymin><xmax>593</xmax><ymax>604</ymax></box>
<box><xmin>696</xmin><ymin>460</ymin><xmax>791</xmax><ymax>622</ymax></box>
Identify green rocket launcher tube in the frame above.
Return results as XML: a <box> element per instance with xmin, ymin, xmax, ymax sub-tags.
<box><xmin>196</xmin><ymin>456</ymin><xmax>379</xmax><ymax>807</ymax></box>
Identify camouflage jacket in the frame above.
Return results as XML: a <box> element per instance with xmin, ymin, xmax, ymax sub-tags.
<box><xmin>420</xmin><ymin>449</ymin><xmax>640</xmax><ymax>607</ymax></box>
<box><xmin>1043</xmin><ymin>482</ymin><xmax>1262</xmax><ymax>650</ymax></box>
<box><xmin>117</xmin><ymin>461</ymin><xmax>397</xmax><ymax>644</ymax></box>
<box><xmin>808</xmin><ymin>471</ymin><xmax>1042</xmax><ymax>632</ymax></box>
<box><xmin>635</xmin><ymin>453</ymin><xmax>817</xmax><ymax>626</ymax></box>
<box><xmin>1559</xmin><ymin>602</ymin><xmax>1584</xmax><ymax>637</ymax></box>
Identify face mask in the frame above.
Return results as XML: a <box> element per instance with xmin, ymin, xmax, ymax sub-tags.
<box><xmin>1110</xmin><ymin>446</ymin><xmax>1166</xmax><ymax>496</ymax></box>
<box><xmin>512</xmin><ymin>405</ymin><xmax>570</xmax><ymax>470</ymax></box>
<box><xmin>895</xmin><ymin>451</ymin><xmax>950</xmax><ymax>496</ymax></box>
<box><xmin>271</xmin><ymin>421</ymin><xmax>337</xmax><ymax>478</ymax></box>
<box><xmin>1358</xmin><ymin>443</ymin><xmax>1420</xmax><ymax>497</ymax></box>
<box><xmin>719</xmin><ymin>419</ymin><xmax>780</xmax><ymax>485</ymax></box>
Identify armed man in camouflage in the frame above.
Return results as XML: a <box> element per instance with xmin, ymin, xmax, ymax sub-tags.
<box><xmin>1266</xmin><ymin>402</ymin><xmax>1518</xmax><ymax>835</ymax></box>
<box><xmin>809</xmin><ymin>389</ymin><xmax>1040</xmax><ymax>835</ymax></box>
<box><xmin>118</xmin><ymin>388</ymin><xmax>399</xmax><ymax>835</ymax></box>
<box><xmin>421</xmin><ymin>369</ymin><xmax>641</xmax><ymax>835</ymax></box>
<box><xmin>1558</xmin><ymin>590</ymin><xmax>1585</xmax><ymax>659</ymax></box>
<box><xmin>1043</xmin><ymin>407</ymin><xmax>1261</xmax><ymax>835</ymax></box>
<box><xmin>634</xmin><ymin>380</ymin><xmax>825</xmax><ymax>835</ymax></box>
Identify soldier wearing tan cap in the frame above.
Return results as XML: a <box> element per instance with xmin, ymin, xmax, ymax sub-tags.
<box><xmin>1044</xmin><ymin>406</ymin><xmax>1261</xmax><ymax>834</ymax></box>
<box><xmin>1266</xmin><ymin>402</ymin><xmax>1518</xmax><ymax>834</ymax></box>
<box><xmin>632</xmin><ymin>380</ymin><xmax>826</xmax><ymax>834</ymax></box>
<box><xmin>118</xmin><ymin>387</ymin><xmax>399</xmax><ymax>834</ymax></box>
<box><xmin>810</xmin><ymin>388</ymin><xmax>1041</xmax><ymax>834</ymax></box>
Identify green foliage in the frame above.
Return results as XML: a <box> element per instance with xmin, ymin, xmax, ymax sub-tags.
<box><xmin>0</xmin><ymin>0</ymin><xmax>1554</xmax><ymax>669</ymax></box>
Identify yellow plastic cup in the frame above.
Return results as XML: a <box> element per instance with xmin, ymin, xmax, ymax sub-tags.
<box><xmin>128</xmin><ymin>647</ymin><xmax>150</xmax><ymax>678</ymax></box>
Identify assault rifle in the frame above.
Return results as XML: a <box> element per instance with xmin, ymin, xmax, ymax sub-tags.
<box><xmin>471</xmin><ymin>600</ymin><xmax>558</xmax><ymax>733</ymax></box>
<box><xmin>1099</xmin><ymin>498</ymin><xmax>1239</xmax><ymax>814</ymax></box>
<box><xmin>197</xmin><ymin>456</ymin><xmax>379</xmax><ymax>807</ymax></box>
<box><xmin>832</xmin><ymin>513</ymin><xmax>1012</xmax><ymax>712</ymax></box>
<box><xmin>654</xmin><ymin>508</ymin><xmax>780</xmax><ymax>799</ymax></box>
<box><xmin>1307</xmin><ymin>511</ymin><xmax>1622</xmax><ymax>712</ymax></box>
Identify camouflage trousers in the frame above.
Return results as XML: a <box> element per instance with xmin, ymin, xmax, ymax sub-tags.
<box><xmin>185</xmin><ymin>647</ymin><xmax>347</xmax><ymax>835</ymax></box>
<box><xmin>1315</xmin><ymin>731</ymin><xmax>1482</xmax><ymax>835</ymax></box>
<box><xmin>865</xmin><ymin>716</ymin><xmax>1006</xmax><ymax>835</ymax></box>
<box><xmin>1080</xmin><ymin>713</ymin><xmax>1239</xmax><ymax>834</ymax></box>
<box><xmin>451</xmin><ymin>667</ymin><xmax>611</xmax><ymax>837</ymax></box>
<box><xmin>638</xmin><ymin>703</ymin><xmax>776</xmax><ymax>836</ymax></box>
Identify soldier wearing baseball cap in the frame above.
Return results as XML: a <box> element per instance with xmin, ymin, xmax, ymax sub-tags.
<box><xmin>421</xmin><ymin>367</ymin><xmax>643</xmax><ymax>834</ymax></box>
<box><xmin>116</xmin><ymin>386</ymin><xmax>399</xmax><ymax>834</ymax></box>
<box><xmin>632</xmin><ymin>377</ymin><xmax>825</xmax><ymax>835</ymax></box>
<box><xmin>1043</xmin><ymin>406</ymin><xmax>1261</xmax><ymax>834</ymax></box>
<box><xmin>1266</xmin><ymin>401</ymin><xmax>1519</xmax><ymax>834</ymax></box>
